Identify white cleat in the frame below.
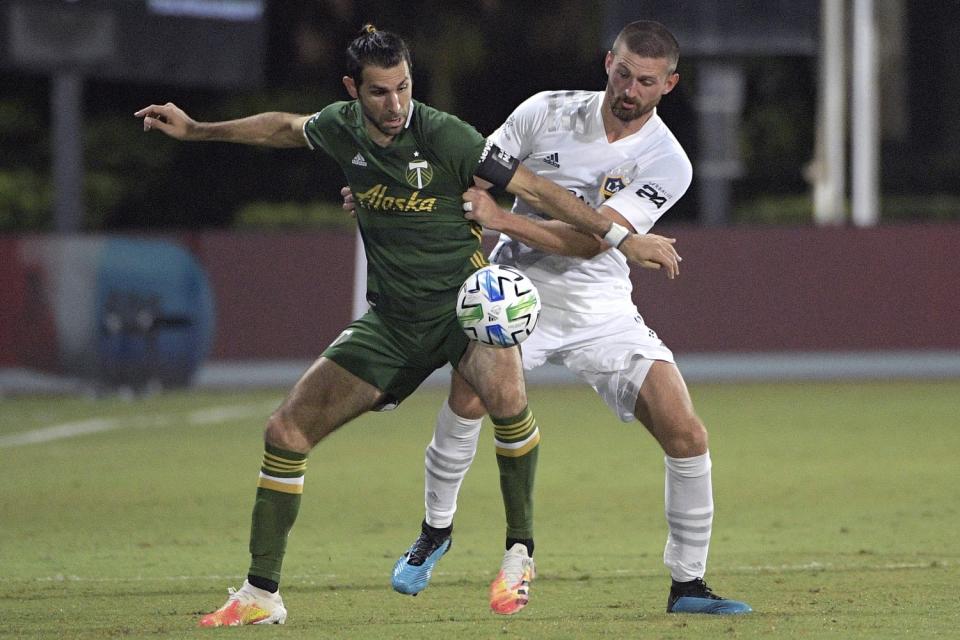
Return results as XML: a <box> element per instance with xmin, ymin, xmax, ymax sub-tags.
<box><xmin>489</xmin><ymin>543</ymin><xmax>536</xmax><ymax>615</ymax></box>
<box><xmin>197</xmin><ymin>580</ymin><xmax>287</xmax><ymax>627</ymax></box>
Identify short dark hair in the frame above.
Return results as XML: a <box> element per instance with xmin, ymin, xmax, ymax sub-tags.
<box><xmin>612</xmin><ymin>21</ymin><xmax>680</xmax><ymax>74</ymax></box>
<box><xmin>345</xmin><ymin>24</ymin><xmax>412</xmax><ymax>85</ymax></box>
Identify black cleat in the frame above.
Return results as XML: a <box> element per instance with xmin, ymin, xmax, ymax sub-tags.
<box><xmin>391</xmin><ymin>521</ymin><xmax>452</xmax><ymax>595</ymax></box>
<box><xmin>667</xmin><ymin>577</ymin><xmax>752</xmax><ymax>614</ymax></box>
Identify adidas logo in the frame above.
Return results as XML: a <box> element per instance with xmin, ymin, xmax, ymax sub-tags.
<box><xmin>352</xmin><ymin>153</ymin><xmax>367</xmax><ymax>167</ymax></box>
<box><xmin>543</xmin><ymin>152</ymin><xmax>560</xmax><ymax>168</ymax></box>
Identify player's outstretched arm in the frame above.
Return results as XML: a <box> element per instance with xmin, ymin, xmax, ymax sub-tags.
<box><xmin>504</xmin><ymin>164</ymin><xmax>609</xmax><ymax>236</ymax></box>
<box><xmin>463</xmin><ymin>187</ymin><xmax>603</xmax><ymax>258</ymax></box>
<box><xmin>463</xmin><ymin>187</ymin><xmax>680</xmax><ymax>274</ymax></box>
<box><xmin>503</xmin><ymin>164</ymin><xmax>680</xmax><ymax>276</ymax></box>
<box><xmin>134</xmin><ymin>103</ymin><xmax>311</xmax><ymax>148</ymax></box>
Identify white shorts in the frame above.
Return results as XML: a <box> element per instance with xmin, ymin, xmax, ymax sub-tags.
<box><xmin>521</xmin><ymin>306</ymin><xmax>675</xmax><ymax>422</ymax></box>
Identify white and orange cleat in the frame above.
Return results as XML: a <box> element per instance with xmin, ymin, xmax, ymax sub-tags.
<box><xmin>197</xmin><ymin>580</ymin><xmax>287</xmax><ymax>627</ymax></box>
<box><xmin>489</xmin><ymin>543</ymin><xmax>536</xmax><ymax>615</ymax></box>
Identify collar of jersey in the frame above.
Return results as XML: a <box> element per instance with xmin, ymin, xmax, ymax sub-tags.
<box><xmin>404</xmin><ymin>101</ymin><xmax>416</xmax><ymax>128</ymax></box>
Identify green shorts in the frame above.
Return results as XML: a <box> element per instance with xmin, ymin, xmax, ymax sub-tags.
<box><xmin>322</xmin><ymin>310</ymin><xmax>470</xmax><ymax>409</ymax></box>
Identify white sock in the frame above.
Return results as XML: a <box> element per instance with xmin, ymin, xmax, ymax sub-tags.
<box><xmin>424</xmin><ymin>400</ymin><xmax>482</xmax><ymax>528</ymax></box>
<box><xmin>663</xmin><ymin>452</ymin><xmax>713</xmax><ymax>582</ymax></box>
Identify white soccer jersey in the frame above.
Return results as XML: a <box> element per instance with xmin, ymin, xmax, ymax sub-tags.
<box><xmin>489</xmin><ymin>90</ymin><xmax>692</xmax><ymax>314</ymax></box>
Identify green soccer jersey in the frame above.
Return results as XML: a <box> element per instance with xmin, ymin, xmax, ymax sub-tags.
<box><xmin>304</xmin><ymin>100</ymin><xmax>488</xmax><ymax>320</ymax></box>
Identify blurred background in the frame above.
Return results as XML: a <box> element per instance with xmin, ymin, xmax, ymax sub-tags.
<box><xmin>1</xmin><ymin>0</ymin><xmax>958</xmax><ymax>394</ymax></box>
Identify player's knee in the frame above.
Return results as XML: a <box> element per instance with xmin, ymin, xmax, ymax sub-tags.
<box><xmin>664</xmin><ymin>418</ymin><xmax>708</xmax><ymax>458</ymax></box>
<box><xmin>481</xmin><ymin>386</ymin><xmax>527</xmax><ymax>418</ymax></box>
<box><xmin>448</xmin><ymin>390</ymin><xmax>487</xmax><ymax>421</ymax></box>
<box><xmin>264</xmin><ymin>409</ymin><xmax>313</xmax><ymax>453</ymax></box>
<box><xmin>466</xmin><ymin>364</ymin><xmax>526</xmax><ymax>416</ymax></box>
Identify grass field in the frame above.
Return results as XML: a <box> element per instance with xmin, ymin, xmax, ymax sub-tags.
<box><xmin>2</xmin><ymin>380</ymin><xmax>958</xmax><ymax>639</ymax></box>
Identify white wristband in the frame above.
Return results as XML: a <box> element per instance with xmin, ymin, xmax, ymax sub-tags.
<box><xmin>602</xmin><ymin>222</ymin><xmax>630</xmax><ymax>248</ymax></box>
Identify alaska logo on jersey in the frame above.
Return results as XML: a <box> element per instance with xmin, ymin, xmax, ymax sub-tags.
<box><xmin>600</xmin><ymin>175</ymin><xmax>627</xmax><ymax>200</ymax></box>
<box><xmin>355</xmin><ymin>184</ymin><xmax>438</xmax><ymax>212</ymax></box>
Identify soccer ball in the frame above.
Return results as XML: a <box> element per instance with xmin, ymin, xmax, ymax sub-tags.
<box><xmin>456</xmin><ymin>264</ymin><xmax>541</xmax><ymax>347</ymax></box>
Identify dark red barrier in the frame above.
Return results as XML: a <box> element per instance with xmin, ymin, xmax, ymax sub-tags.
<box><xmin>2</xmin><ymin>224</ymin><xmax>958</xmax><ymax>367</ymax></box>
<box><xmin>633</xmin><ymin>224</ymin><xmax>960</xmax><ymax>351</ymax></box>
<box><xmin>191</xmin><ymin>230</ymin><xmax>357</xmax><ymax>359</ymax></box>
<box><xmin>0</xmin><ymin>237</ymin><xmax>27</xmax><ymax>366</ymax></box>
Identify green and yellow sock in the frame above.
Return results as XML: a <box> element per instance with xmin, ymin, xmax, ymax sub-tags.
<box><xmin>492</xmin><ymin>406</ymin><xmax>539</xmax><ymax>541</ymax></box>
<box><xmin>248</xmin><ymin>444</ymin><xmax>307</xmax><ymax>585</ymax></box>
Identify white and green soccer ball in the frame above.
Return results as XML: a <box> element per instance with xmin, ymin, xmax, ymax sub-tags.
<box><xmin>456</xmin><ymin>264</ymin><xmax>541</xmax><ymax>347</ymax></box>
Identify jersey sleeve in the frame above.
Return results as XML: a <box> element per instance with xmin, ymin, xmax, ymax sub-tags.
<box><xmin>416</xmin><ymin>105</ymin><xmax>488</xmax><ymax>188</ymax></box>
<box><xmin>487</xmin><ymin>92</ymin><xmax>549</xmax><ymax>160</ymax></box>
<box><xmin>604</xmin><ymin>151</ymin><xmax>692</xmax><ymax>234</ymax></box>
<box><xmin>301</xmin><ymin>104</ymin><xmax>338</xmax><ymax>154</ymax></box>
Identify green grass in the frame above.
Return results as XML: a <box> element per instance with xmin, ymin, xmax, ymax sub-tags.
<box><xmin>2</xmin><ymin>381</ymin><xmax>959</xmax><ymax>638</ymax></box>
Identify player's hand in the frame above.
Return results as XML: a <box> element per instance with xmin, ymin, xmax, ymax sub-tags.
<box><xmin>619</xmin><ymin>233</ymin><xmax>681</xmax><ymax>279</ymax></box>
<box><xmin>462</xmin><ymin>187</ymin><xmax>507</xmax><ymax>229</ymax></box>
<box><xmin>340</xmin><ymin>186</ymin><xmax>357</xmax><ymax>217</ymax></box>
<box><xmin>134</xmin><ymin>102</ymin><xmax>196</xmax><ymax>140</ymax></box>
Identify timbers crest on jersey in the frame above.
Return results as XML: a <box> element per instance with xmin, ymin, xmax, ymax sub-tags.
<box><xmin>456</xmin><ymin>265</ymin><xmax>541</xmax><ymax>348</ymax></box>
<box><xmin>406</xmin><ymin>151</ymin><xmax>434</xmax><ymax>189</ymax></box>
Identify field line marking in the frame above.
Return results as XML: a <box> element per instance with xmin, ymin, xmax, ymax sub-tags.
<box><xmin>0</xmin><ymin>417</ymin><xmax>122</xmax><ymax>448</ymax></box>
<box><xmin>187</xmin><ymin>403</ymin><xmax>274</xmax><ymax>425</ymax></box>
<box><xmin>0</xmin><ymin>402</ymin><xmax>273</xmax><ymax>449</ymax></box>
<box><xmin>31</xmin><ymin>559</ymin><xmax>951</xmax><ymax>584</ymax></box>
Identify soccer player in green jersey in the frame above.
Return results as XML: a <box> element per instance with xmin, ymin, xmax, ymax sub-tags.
<box><xmin>136</xmin><ymin>25</ymin><xmax>680</xmax><ymax>627</ymax></box>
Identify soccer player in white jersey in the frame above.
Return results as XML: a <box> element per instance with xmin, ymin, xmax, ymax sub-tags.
<box><xmin>390</xmin><ymin>20</ymin><xmax>752</xmax><ymax>616</ymax></box>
